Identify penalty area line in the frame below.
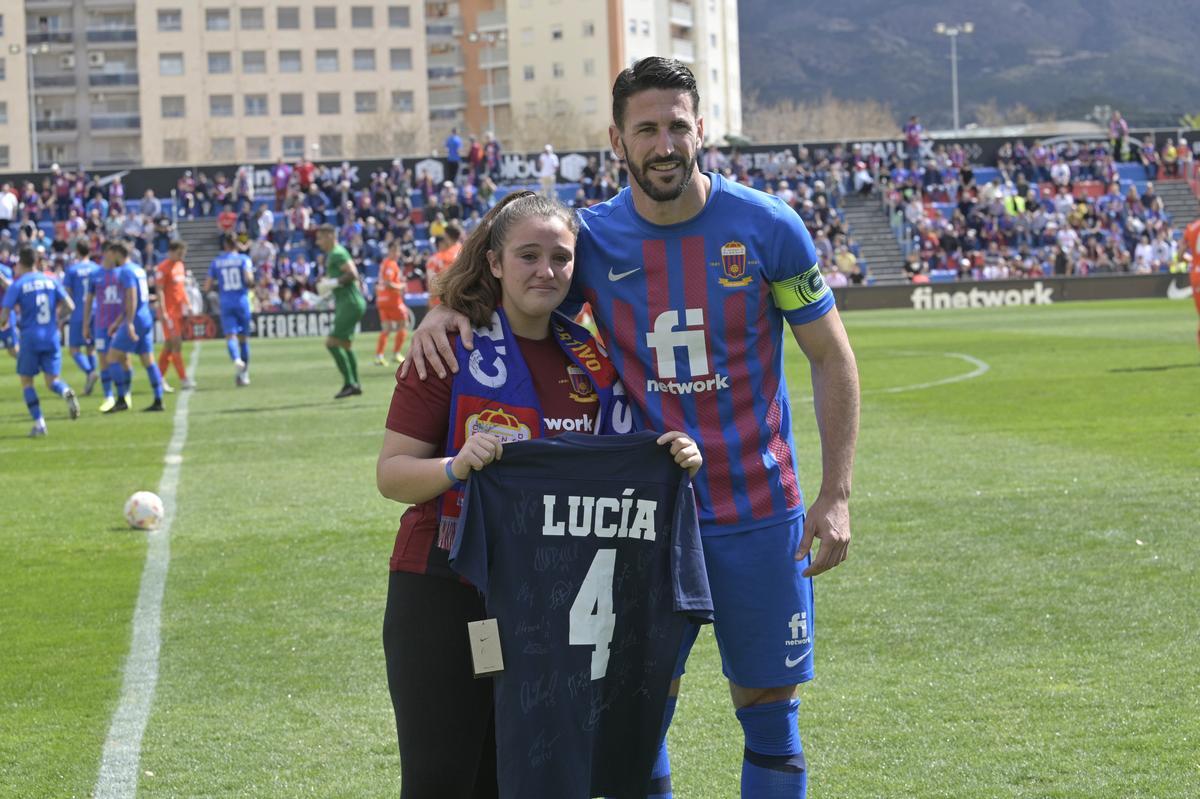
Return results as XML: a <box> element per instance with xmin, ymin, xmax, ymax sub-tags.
<box><xmin>94</xmin><ymin>342</ymin><xmax>202</xmax><ymax>799</ymax></box>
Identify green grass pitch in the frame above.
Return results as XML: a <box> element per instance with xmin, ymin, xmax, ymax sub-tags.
<box><xmin>1</xmin><ymin>298</ymin><xmax>1197</xmax><ymax>797</ymax></box>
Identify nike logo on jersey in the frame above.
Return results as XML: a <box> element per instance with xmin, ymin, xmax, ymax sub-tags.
<box><xmin>784</xmin><ymin>646</ymin><xmax>812</xmax><ymax>668</ymax></box>
<box><xmin>1166</xmin><ymin>279</ymin><xmax>1194</xmax><ymax>300</ymax></box>
<box><xmin>608</xmin><ymin>267</ymin><xmax>641</xmax><ymax>282</ymax></box>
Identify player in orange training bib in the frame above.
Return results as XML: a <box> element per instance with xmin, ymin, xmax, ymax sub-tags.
<box><xmin>155</xmin><ymin>240</ymin><xmax>194</xmax><ymax>389</ymax></box>
<box><xmin>1184</xmin><ymin>218</ymin><xmax>1200</xmax><ymax>349</ymax></box>
<box><xmin>375</xmin><ymin>239</ymin><xmax>411</xmax><ymax>365</ymax></box>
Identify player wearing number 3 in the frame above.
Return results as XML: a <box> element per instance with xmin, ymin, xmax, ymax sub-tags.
<box><xmin>376</xmin><ymin>191</ymin><xmax>701</xmax><ymax>798</ymax></box>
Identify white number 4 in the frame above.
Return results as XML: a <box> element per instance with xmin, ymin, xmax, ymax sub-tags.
<box><xmin>569</xmin><ymin>549</ymin><xmax>617</xmax><ymax>680</ymax></box>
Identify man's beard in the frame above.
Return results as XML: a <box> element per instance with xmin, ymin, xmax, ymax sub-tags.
<box><xmin>623</xmin><ymin>144</ymin><xmax>697</xmax><ymax>203</ymax></box>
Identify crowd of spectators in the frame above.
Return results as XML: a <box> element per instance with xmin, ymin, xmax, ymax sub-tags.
<box><xmin>883</xmin><ymin>124</ymin><xmax>1194</xmax><ymax>282</ymax></box>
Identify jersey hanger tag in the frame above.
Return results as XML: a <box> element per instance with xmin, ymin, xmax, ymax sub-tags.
<box><xmin>467</xmin><ymin>618</ymin><xmax>505</xmax><ymax>677</ymax></box>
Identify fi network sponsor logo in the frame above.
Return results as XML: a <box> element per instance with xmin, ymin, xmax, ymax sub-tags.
<box><xmin>784</xmin><ymin>611</ymin><xmax>811</xmax><ymax>668</ymax></box>
<box><xmin>911</xmin><ymin>281</ymin><xmax>1055</xmax><ymax>310</ymax></box>
<box><xmin>644</xmin><ymin>309</ymin><xmax>730</xmax><ymax>395</ymax></box>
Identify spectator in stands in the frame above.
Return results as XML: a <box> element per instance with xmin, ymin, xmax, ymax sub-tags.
<box><xmin>273</xmin><ymin>159</ymin><xmax>293</xmax><ymax>212</ymax></box>
<box><xmin>853</xmin><ymin>161</ymin><xmax>874</xmax><ymax>196</ymax></box>
<box><xmin>1138</xmin><ymin>136</ymin><xmax>1160</xmax><ymax>180</ymax></box>
<box><xmin>0</xmin><ymin>184</ymin><xmax>17</xmax><ymax>235</ymax></box>
<box><xmin>1161</xmin><ymin>138</ymin><xmax>1179</xmax><ymax>177</ymax></box>
<box><xmin>538</xmin><ymin>144</ymin><xmax>559</xmax><ymax>198</ymax></box>
<box><xmin>903</xmin><ymin>115</ymin><xmax>924</xmax><ymax>163</ymax></box>
<box><xmin>1108</xmin><ymin>111</ymin><xmax>1130</xmax><ymax>162</ymax></box>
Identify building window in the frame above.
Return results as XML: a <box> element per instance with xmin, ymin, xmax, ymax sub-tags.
<box><xmin>279</xmin><ymin>50</ymin><xmax>301</xmax><ymax>73</ymax></box>
<box><xmin>210</xmin><ymin>137</ymin><xmax>235</xmax><ymax>160</ymax></box>
<box><xmin>0</xmin><ymin>146</ymin><xmax>9</xmax><ymax>168</ymax></box>
<box><xmin>0</xmin><ymin>15</ymin><xmax>4</xmax><ymax>38</ymax></box>
<box><xmin>552</xmin><ymin>62</ymin><xmax>564</xmax><ymax>78</ymax></box>
<box><xmin>551</xmin><ymin>24</ymin><xmax>563</xmax><ymax>40</ymax></box>
<box><xmin>353</xmin><ymin>48</ymin><xmax>376</xmax><ymax>71</ymax></box>
<box><xmin>641</xmin><ymin>20</ymin><xmax>650</xmax><ymax>34</ymax></box>
<box><xmin>243</xmin><ymin>50</ymin><xmax>266</xmax><ymax>73</ymax></box>
<box><xmin>713</xmin><ymin>102</ymin><xmax>721</xmax><ymax>119</ymax></box>
<box><xmin>628</xmin><ymin>18</ymin><xmax>636</xmax><ymax>33</ymax></box>
<box><xmin>209</xmin><ymin>94</ymin><xmax>233</xmax><ymax>117</ymax></box>
<box><xmin>163</xmin><ymin>138</ymin><xmax>188</xmax><ymax>162</ymax></box>
<box><xmin>523</xmin><ymin>65</ymin><xmax>535</xmax><ymax>80</ymax></box>
<box><xmin>520</xmin><ymin>28</ymin><xmax>533</xmax><ymax>45</ymax></box>
<box><xmin>158</xmin><ymin>9</ymin><xmax>182</xmax><ymax>32</ymax></box>
<box><xmin>246</xmin><ymin>136</ymin><xmax>270</xmax><ymax>159</ymax></box>
<box><xmin>282</xmin><ymin>135</ymin><xmax>305</xmax><ymax>158</ymax></box>
<box><xmin>582</xmin><ymin>20</ymin><xmax>595</xmax><ymax>37</ymax></box>
<box><xmin>318</xmin><ymin>92</ymin><xmax>340</xmax><ymax>115</ymax></box>
<box><xmin>205</xmin><ymin>9</ymin><xmax>231</xmax><ymax>31</ymax></box>
<box><xmin>351</xmin><ymin>6</ymin><xmax>373</xmax><ymax>28</ymax></box>
<box><xmin>315</xmin><ymin>49</ymin><xmax>339</xmax><ymax>72</ymax></box>
<box><xmin>319</xmin><ymin>134</ymin><xmax>343</xmax><ymax>156</ymax></box>
<box><xmin>389</xmin><ymin>48</ymin><xmax>412</xmax><ymax>71</ymax></box>
<box><xmin>0</xmin><ymin>101</ymin><xmax>7</xmax><ymax>124</ymax></box>
<box><xmin>582</xmin><ymin>96</ymin><xmax>597</xmax><ymax>114</ymax></box>
<box><xmin>314</xmin><ymin>6</ymin><xmax>336</xmax><ymax>29</ymax></box>
<box><xmin>244</xmin><ymin>94</ymin><xmax>268</xmax><ymax>116</ymax></box>
<box><xmin>280</xmin><ymin>93</ymin><xmax>304</xmax><ymax>115</ymax></box>
<box><xmin>355</xmin><ymin>91</ymin><xmax>378</xmax><ymax>113</ymax></box>
<box><xmin>159</xmin><ymin>52</ymin><xmax>184</xmax><ymax>76</ymax></box>
<box><xmin>388</xmin><ymin>6</ymin><xmax>411</xmax><ymax>28</ymax></box>
<box><xmin>241</xmin><ymin>7</ymin><xmax>265</xmax><ymax>30</ymax></box>
<box><xmin>710</xmin><ymin>33</ymin><xmax>718</xmax><ymax>47</ymax></box>
<box><xmin>391</xmin><ymin>90</ymin><xmax>414</xmax><ymax>113</ymax></box>
<box><xmin>161</xmin><ymin>95</ymin><xmax>185</xmax><ymax>118</ymax></box>
<box><xmin>277</xmin><ymin>6</ymin><xmax>300</xmax><ymax>29</ymax></box>
<box><xmin>583</xmin><ymin>58</ymin><xmax>595</xmax><ymax>76</ymax></box>
<box><xmin>207</xmin><ymin>51</ymin><xmax>232</xmax><ymax>74</ymax></box>
<box><xmin>0</xmin><ymin>59</ymin><xmax>6</xmax><ymax>82</ymax></box>
<box><xmin>711</xmin><ymin>68</ymin><xmax>718</xmax><ymax>82</ymax></box>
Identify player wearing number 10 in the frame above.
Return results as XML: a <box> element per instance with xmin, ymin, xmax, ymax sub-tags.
<box><xmin>205</xmin><ymin>234</ymin><xmax>254</xmax><ymax>386</ymax></box>
<box><xmin>376</xmin><ymin>191</ymin><xmax>701</xmax><ymax>797</ymax></box>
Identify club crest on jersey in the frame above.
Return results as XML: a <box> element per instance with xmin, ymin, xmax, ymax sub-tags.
<box><xmin>717</xmin><ymin>241</ymin><xmax>753</xmax><ymax>287</ymax></box>
<box><xmin>466</xmin><ymin>407</ymin><xmax>532</xmax><ymax>443</ymax></box>
<box><xmin>566</xmin><ymin>365</ymin><xmax>597</xmax><ymax>404</ymax></box>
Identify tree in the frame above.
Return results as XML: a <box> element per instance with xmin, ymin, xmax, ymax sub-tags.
<box><xmin>508</xmin><ymin>88</ymin><xmax>606</xmax><ymax>151</ymax></box>
<box><xmin>741</xmin><ymin>92</ymin><xmax>897</xmax><ymax>143</ymax></box>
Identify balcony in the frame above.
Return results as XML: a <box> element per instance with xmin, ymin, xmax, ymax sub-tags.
<box><xmin>481</xmin><ymin>82</ymin><xmax>510</xmax><ymax>105</ymax></box>
<box><xmin>25</xmin><ymin>0</ymin><xmax>73</xmax><ymax>9</ymax></box>
<box><xmin>90</xmin><ymin>113</ymin><xmax>141</xmax><ymax>131</ymax></box>
<box><xmin>426</xmin><ymin>16</ymin><xmax>462</xmax><ymax>38</ymax></box>
<box><xmin>88</xmin><ymin>72</ymin><xmax>139</xmax><ymax>88</ymax></box>
<box><xmin>428</xmin><ymin>51</ymin><xmax>464</xmax><ymax>71</ymax></box>
<box><xmin>427</xmin><ymin>65</ymin><xmax>462</xmax><ymax>81</ymax></box>
<box><xmin>33</xmin><ymin>74</ymin><xmax>77</xmax><ymax>89</ymax></box>
<box><xmin>428</xmin><ymin>87</ymin><xmax>467</xmax><ymax>110</ymax></box>
<box><xmin>26</xmin><ymin>31</ymin><xmax>75</xmax><ymax>46</ymax></box>
<box><xmin>479</xmin><ymin>44</ymin><xmax>508</xmax><ymax>69</ymax></box>
<box><xmin>86</xmin><ymin>28</ymin><xmax>137</xmax><ymax>44</ymax></box>
<box><xmin>670</xmin><ymin>37</ymin><xmax>695</xmax><ymax>62</ymax></box>
<box><xmin>36</xmin><ymin>118</ymin><xmax>78</xmax><ymax>131</ymax></box>
<box><xmin>669</xmin><ymin>1</ymin><xmax>694</xmax><ymax>26</ymax></box>
<box><xmin>476</xmin><ymin>9</ymin><xmax>507</xmax><ymax>32</ymax></box>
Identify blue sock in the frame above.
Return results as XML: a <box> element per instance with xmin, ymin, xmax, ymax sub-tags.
<box><xmin>146</xmin><ymin>363</ymin><xmax>164</xmax><ymax>400</ymax></box>
<box><xmin>117</xmin><ymin>365</ymin><xmax>132</xmax><ymax>398</ymax></box>
<box><xmin>227</xmin><ymin>338</ymin><xmax>240</xmax><ymax>362</ymax></box>
<box><xmin>737</xmin><ymin>699</ymin><xmax>806</xmax><ymax>799</ymax></box>
<box><xmin>647</xmin><ymin>696</ymin><xmax>678</xmax><ymax>798</ymax></box>
<box><xmin>89</xmin><ymin>354</ymin><xmax>99</xmax><ymax>373</ymax></box>
<box><xmin>239</xmin><ymin>340</ymin><xmax>249</xmax><ymax>365</ymax></box>
<box><xmin>23</xmin><ymin>386</ymin><xmax>42</xmax><ymax>422</ymax></box>
<box><xmin>72</xmin><ymin>352</ymin><xmax>92</xmax><ymax>374</ymax></box>
<box><xmin>49</xmin><ymin>379</ymin><xmax>69</xmax><ymax>397</ymax></box>
<box><xmin>101</xmin><ymin>365</ymin><xmax>114</xmax><ymax>398</ymax></box>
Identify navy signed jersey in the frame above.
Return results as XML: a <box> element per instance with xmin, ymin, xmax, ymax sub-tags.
<box><xmin>451</xmin><ymin>432</ymin><xmax>712</xmax><ymax>799</ymax></box>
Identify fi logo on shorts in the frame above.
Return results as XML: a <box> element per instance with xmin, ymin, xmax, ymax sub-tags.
<box><xmin>784</xmin><ymin>611</ymin><xmax>811</xmax><ymax>668</ymax></box>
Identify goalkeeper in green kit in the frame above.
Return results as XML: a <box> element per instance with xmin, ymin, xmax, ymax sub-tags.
<box><xmin>316</xmin><ymin>224</ymin><xmax>366</xmax><ymax>398</ymax></box>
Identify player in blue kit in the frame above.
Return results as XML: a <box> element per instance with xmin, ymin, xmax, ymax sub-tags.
<box><xmin>83</xmin><ymin>244</ymin><xmax>130</xmax><ymax>412</ymax></box>
<box><xmin>410</xmin><ymin>58</ymin><xmax>860</xmax><ymax>798</ymax></box>
<box><xmin>105</xmin><ymin>241</ymin><xmax>166</xmax><ymax>413</ymax></box>
<box><xmin>0</xmin><ymin>247</ymin><xmax>80</xmax><ymax>436</ymax></box>
<box><xmin>377</xmin><ymin>192</ymin><xmax>702</xmax><ymax>798</ymax></box>
<box><xmin>0</xmin><ymin>261</ymin><xmax>16</xmax><ymax>360</ymax></box>
<box><xmin>205</xmin><ymin>234</ymin><xmax>254</xmax><ymax>386</ymax></box>
<box><xmin>62</xmin><ymin>240</ymin><xmax>101</xmax><ymax>394</ymax></box>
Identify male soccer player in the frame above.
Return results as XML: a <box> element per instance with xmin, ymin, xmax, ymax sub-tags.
<box><xmin>1</xmin><ymin>247</ymin><xmax>80</xmax><ymax>436</ymax></box>
<box><xmin>315</xmin><ymin>224</ymin><xmax>366</xmax><ymax>398</ymax></box>
<box><xmin>1185</xmin><ymin>217</ymin><xmax>1200</xmax><ymax>349</ymax></box>
<box><xmin>374</xmin><ymin>238</ymin><xmax>411</xmax><ymax>365</ymax></box>
<box><xmin>107</xmin><ymin>241</ymin><xmax>167</xmax><ymax>412</ymax></box>
<box><xmin>83</xmin><ymin>243</ymin><xmax>128</xmax><ymax>411</ymax></box>
<box><xmin>61</xmin><ymin>240</ymin><xmax>101</xmax><ymax>393</ymax></box>
<box><xmin>409</xmin><ymin>57</ymin><xmax>859</xmax><ymax>799</ymax></box>
<box><xmin>205</xmin><ymin>234</ymin><xmax>254</xmax><ymax>386</ymax></box>
<box><xmin>155</xmin><ymin>240</ymin><xmax>195</xmax><ymax>389</ymax></box>
<box><xmin>0</xmin><ymin>260</ymin><xmax>16</xmax><ymax>360</ymax></box>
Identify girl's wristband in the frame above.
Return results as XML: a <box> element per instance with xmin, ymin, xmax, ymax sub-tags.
<box><xmin>445</xmin><ymin>459</ymin><xmax>458</xmax><ymax>483</ymax></box>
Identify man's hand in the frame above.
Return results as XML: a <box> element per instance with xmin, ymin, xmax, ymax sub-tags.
<box><xmin>400</xmin><ymin>304</ymin><xmax>474</xmax><ymax>380</ymax></box>
<box><xmin>126</xmin><ymin>321</ymin><xmax>139</xmax><ymax>343</ymax></box>
<box><xmin>795</xmin><ymin>493</ymin><xmax>850</xmax><ymax>577</ymax></box>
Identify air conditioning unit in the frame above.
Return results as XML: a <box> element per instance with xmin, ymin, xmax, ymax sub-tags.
<box><xmin>88</xmin><ymin>52</ymin><xmax>106</xmax><ymax>67</ymax></box>
<box><xmin>60</xmin><ymin>54</ymin><xmax>76</xmax><ymax>69</ymax></box>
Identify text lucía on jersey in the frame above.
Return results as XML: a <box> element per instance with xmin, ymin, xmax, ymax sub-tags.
<box><xmin>542</xmin><ymin>488</ymin><xmax>658</xmax><ymax>541</ymax></box>
<box><xmin>644</xmin><ymin>308</ymin><xmax>729</xmax><ymax>395</ymax></box>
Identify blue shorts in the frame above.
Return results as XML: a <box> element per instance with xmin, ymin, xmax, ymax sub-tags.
<box><xmin>16</xmin><ymin>338</ymin><xmax>62</xmax><ymax>378</ymax></box>
<box><xmin>68</xmin><ymin>315</ymin><xmax>91</xmax><ymax>349</ymax></box>
<box><xmin>0</xmin><ymin>326</ymin><xmax>14</xmax><ymax>351</ymax></box>
<box><xmin>220</xmin><ymin>303</ymin><xmax>251</xmax><ymax>337</ymax></box>
<box><xmin>111</xmin><ymin>320</ymin><xmax>154</xmax><ymax>356</ymax></box>
<box><xmin>675</xmin><ymin>516</ymin><xmax>815</xmax><ymax>688</ymax></box>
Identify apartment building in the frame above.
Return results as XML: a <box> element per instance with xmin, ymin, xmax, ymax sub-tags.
<box><xmin>0</xmin><ymin>0</ymin><xmax>740</xmax><ymax>172</ymax></box>
<box><xmin>433</xmin><ymin>0</ymin><xmax>741</xmax><ymax>152</ymax></box>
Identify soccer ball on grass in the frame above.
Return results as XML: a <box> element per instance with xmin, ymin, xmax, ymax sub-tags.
<box><xmin>124</xmin><ymin>491</ymin><xmax>165</xmax><ymax>530</ymax></box>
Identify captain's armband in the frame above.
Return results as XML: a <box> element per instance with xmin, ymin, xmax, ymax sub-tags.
<box><xmin>770</xmin><ymin>264</ymin><xmax>829</xmax><ymax>312</ymax></box>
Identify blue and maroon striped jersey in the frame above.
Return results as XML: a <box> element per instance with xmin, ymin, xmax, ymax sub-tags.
<box><xmin>88</xmin><ymin>266</ymin><xmax>125</xmax><ymax>333</ymax></box>
<box><xmin>571</xmin><ymin>172</ymin><xmax>835</xmax><ymax>534</ymax></box>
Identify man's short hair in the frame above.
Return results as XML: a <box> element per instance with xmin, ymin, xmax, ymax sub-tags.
<box><xmin>75</xmin><ymin>240</ymin><xmax>91</xmax><ymax>257</ymax></box>
<box><xmin>220</xmin><ymin>233</ymin><xmax>236</xmax><ymax>249</ymax></box>
<box><xmin>169</xmin><ymin>239</ymin><xmax>188</xmax><ymax>254</ymax></box>
<box><xmin>18</xmin><ymin>247</ymin><xmax>36</xmax><ymax>268</ymax></box>
<box><xmin>105</xmin><ymin>240</ymin><xmax>130</xmax><ymax>259</ymax></box>
<box><xmin>316</xmin><ymin>223</ymin><xmax>337</xmax><ymax>237</ymax></box>
<box><xmin>611</xmin><ymin>57</ymin><xmax>700</xmax><ymax>129</ymax></box>
<box><xmin>443</xmin><ymin>222</ymin><xmax>463</xmax><ymax>243</ymax></box>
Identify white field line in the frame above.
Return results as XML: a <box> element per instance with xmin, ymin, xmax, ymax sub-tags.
<box><xmin>797</xmin><ymin>351</ymin><xmax>990</xmax><ymax>401</ymax></box>
<box><xmin>93</xmin><ymin>343</ymin><xmax>201</xmax><ymax>799</ymax></box>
